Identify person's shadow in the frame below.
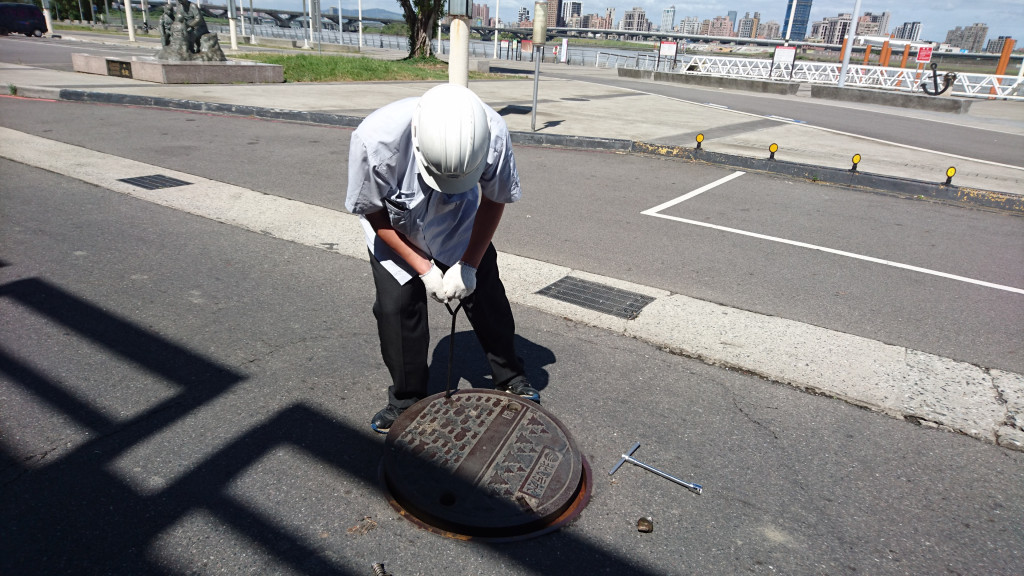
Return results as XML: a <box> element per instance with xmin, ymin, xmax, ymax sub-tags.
<box><xmin>427</xmin><ymin>331</ymin><xmax>555</xmax><ymax>398</ymax></box>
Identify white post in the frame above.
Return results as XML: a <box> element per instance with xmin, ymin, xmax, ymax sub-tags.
<box><xmin>837</xmin><ymin>0</ymin><xmax>863</xmax><ymax>88</ymax></box>
<box><xmin>239</xmin><ymin>0</ymin><xmax>246</xmax><ymax>37</ymax></box>
<box><xmin>250</xmin><ymin>0</ymin><xmax>255</xmax><ymax>43</ymax></box>
<box><xmin>450</xmin><ymin>16</ymin><xmax>470</xmax><ymax>87</ymax></box>
<box><xmin>308</xmin><ymin>0</ymin><xmax>314</xmax><ymax>48</ymax></box>
<box><xmin>783</xmin><ymin>0</ymin><xmax>794</xmax><ymax>45</ymax></box>
<box><xmin>357</xmin><ymin>0</ymin><xmax>363</xmax><ymax>47</ymax></box>
<box><xmin>437</xmin><ymin>17</ymin><xmax>442</xmax><ymax>54</ymax></box>
<box><xmin>338</xmin><ymin>0</ymin><xmax>342</xmax><ymax>44</ymax></box>
<box><xmin>229</xmin><ymin>18</ymin><xmax>238</xmax><ymax>48</ymax></box>
<box><xmin>42</xmin><ymin>6</ymin><xmax>53</xmax><ymax>34</ymax></box>
<box><xmin>492</xmin><ymin>0</ymin><xmax>499</xmax><ymax>58</ymax></box>
<box><xmin>125</xmin><ymin>0</ymin><xmax>136</xmax><ymax>41</ymax></box>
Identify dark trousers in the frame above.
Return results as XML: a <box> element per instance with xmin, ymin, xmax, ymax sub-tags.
<box><xmin>369</xmin><ymin>243</ymin><xmax>524</xmax><ymax>409</ymax></box>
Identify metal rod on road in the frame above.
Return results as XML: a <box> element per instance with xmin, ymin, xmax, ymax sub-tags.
<box><xmin>609</xmin><ymin>442</ymin><xmax>703</xmax><ymax>494</ymax></box>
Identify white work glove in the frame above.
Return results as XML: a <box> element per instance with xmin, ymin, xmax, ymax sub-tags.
<box><xmin>419</xmin><ymin>264</ymin><xmax>447</xmax><ymax>303</ymax></box>
<box><xmin>442</xmin><ymin>261</ymin><xmax>477</xmax><ymax>301</ymax></box>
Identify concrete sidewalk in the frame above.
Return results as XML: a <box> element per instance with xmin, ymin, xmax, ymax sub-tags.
<box><xmin>1</xmin><ymin>33</ymin><xmax>1022</xmax><ymax>453</ymax></box>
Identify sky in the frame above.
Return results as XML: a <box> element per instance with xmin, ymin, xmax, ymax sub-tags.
<box><xmin>282</xmin><ymin>0</ymin><xmax>1023</xmax><ymax>44</ymax></box>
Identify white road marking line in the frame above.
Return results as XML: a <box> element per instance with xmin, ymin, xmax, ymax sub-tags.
<box><xmin>642</xmin><ymin>174</ymin><xmax>1024</xmax><ymax>296</ymax></box>
<box><xmin>640</xmin><ymin>171</ymin><xmax>745</xmax><ymax>215</ymax></box>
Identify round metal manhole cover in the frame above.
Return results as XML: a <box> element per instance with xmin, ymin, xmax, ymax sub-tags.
<box><xmin>381</xmin><ymin>390</ymin><xmax>590</xmax><ymax>540</ymax></box>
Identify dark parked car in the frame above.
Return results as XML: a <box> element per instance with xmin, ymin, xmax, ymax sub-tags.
<box><xmin>0</xmin><ymin>2</ymin><xmax>46</xmax><ymax>37</ymax></box>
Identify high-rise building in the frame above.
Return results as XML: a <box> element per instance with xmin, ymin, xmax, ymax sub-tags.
<box><xmin>985</xmin><ymin>35</ymin><xmax>1013</xmax><ymax>54</ymax></box>
<box><xmin>861</xmin><ymin>11</ymin><xmax>890</xmax><ymax>36</ymax></box>
<box><xmin>759</xmin><ymin>20</ymin><xmax>781</xmax><ymax>40</ymax></box>
<box><xmin>945</xmin><ymin>23</ymin><xmax>988</xmax><ymax>52</ymax></box>
<box><xmin>680</xmin><ymin>16</ymin><xmax>700</xmax><ymax>35</ymax></box>
<box><xmin>517</xmin><ymin>6</ymin><xmax>529</xmax><ymax>23</ymax></box>
<box><xmin>471</xmin><ymin>3</ymin><xmax>489</xmax><ymax>26</ymax></box>
<box><xmin>622</xmin><ymin>6</ymin><xmax>651</xmax><ymax>32</ymax></box>
<box><xmin>727</xmin><ymin>10</ymin><xmax>737</xmax><ymax>32</ymax></box>
<box><xmin>585</xmin><ymin>8</ymin><xmax>614</xmax><ymax>30</ymax></box>
<box><xmin>782</xmin><ymin>0</ymin><xmax>812</xmax><ymax>41</ymax></box>
<box><xmin>708</xmin><ymin>15</ymin><xmax>733</xmax><ymax>37</ymax></box>
<box><xmin>813</xmin><ymin>13</ymin><xmax>851</xmax><ymax>45</ymax></box>
<box><xmin>661</xmin><ymin>6</ymin><xmax>676</xmax><ymax>32</ymax></box>
<box><xmin>545</xmin><ymin>0</ymin><xmax>562</xmax><ymax>28</ymax></box>
<box><xmin>737</xmin><ymin>12</ymin><xmax>760</xmax><ymax>38</ymax></box>
<box><xmin>561</xmin><ymin>0</ymin><xmax>581</xmax><ymax>24</ymax></box>
<box><xmin>892</xmin><ymin>21</ymin><xmax>921</xmax><ymax>41</ymax></box>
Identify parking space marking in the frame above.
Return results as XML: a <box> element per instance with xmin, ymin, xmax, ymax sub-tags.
<box><xmin>642</xmin><ymin>175</ymin><xmax>1024</xmax><ymax>296</ymax></box>
<box><xmin>641</xmin><ymin>171</ymin><xmax>745</xmax><ymax>215</ymax></box>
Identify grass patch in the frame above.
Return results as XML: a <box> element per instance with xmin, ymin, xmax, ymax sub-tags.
<box><xmin>234</xmin><ymin>53</ymin><xmax>455</xmax><ymax>82</ymax></box>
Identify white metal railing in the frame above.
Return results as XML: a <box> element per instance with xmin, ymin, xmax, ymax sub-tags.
<box><xmin>610</xmin><ymin>53</ymin><xmax>1024</xmax><ymax>101</ymax></box>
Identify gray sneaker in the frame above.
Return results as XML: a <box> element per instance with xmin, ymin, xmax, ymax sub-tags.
<box><xmin>497</xmin><ymin>377</ymin><xmax>540</xmax><ymax>402</ymax></box>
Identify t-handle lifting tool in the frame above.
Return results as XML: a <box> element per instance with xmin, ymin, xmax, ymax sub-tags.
<box><xmin>609</xmin><ymin>442</ymin><xmax>702</xmax><ymax>494</ymax></box>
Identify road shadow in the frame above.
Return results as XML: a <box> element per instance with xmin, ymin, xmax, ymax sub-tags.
<box><xmin>0</xmin><ymin>277</ymin><xmax>659</xmax><ymax>576</ymax></box>
<box><xmin>427</xmin><ymin>330</ymin><xmax>555</xmax><ymax>397</ymax></box>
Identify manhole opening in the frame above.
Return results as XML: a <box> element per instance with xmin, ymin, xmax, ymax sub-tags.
<box><xmin>380</xmin><ymin>390</ymin><xmax>591</xmax><ymax>541</ymax></box>
<box><xmin>537</xmin><ymin>276</ymin><xmax>656</xmax><ymax>319</ymax></box>
<box><xmin>118</xmin><ymin>174</ymin><xmax>192</xmax><ymax>190</ymax></box>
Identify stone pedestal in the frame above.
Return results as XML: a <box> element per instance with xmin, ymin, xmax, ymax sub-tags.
<box><xmin>72</xmin><ymin>53</ymin><xmax>284</xmax><ymax>84</ymax></box>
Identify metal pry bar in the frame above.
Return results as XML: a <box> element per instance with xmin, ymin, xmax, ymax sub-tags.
<box><xmin>609</xmin><ymin>442</ymin><xmax>703</xmax><ymax>495</ymax></box>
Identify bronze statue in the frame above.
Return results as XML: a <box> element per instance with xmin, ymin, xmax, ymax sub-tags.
<box><xmin>155</xmin><ymin>0</ymin><xmax>225</xmax><ymax>62</ymax></box>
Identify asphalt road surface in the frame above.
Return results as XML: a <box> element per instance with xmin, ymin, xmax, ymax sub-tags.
<box><xmin>2</xmin><ymin>154</ymin><xmax>1023</xmax><ymax>575</ymax></box>
<box><xmin>1</xmin><ymin>96</ymin><xmax>1020</xmax><ymax>374</ymax></box>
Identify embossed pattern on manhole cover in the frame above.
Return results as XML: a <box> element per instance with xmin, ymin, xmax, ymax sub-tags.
<box><xmin>537</xmin><ymin>276</ymin><xmax>656</xmax><ymax>319</ymax></box>
<box><xmin>382</xmin><ymin>390</ymin><xmax>586</xmax><ymax>538</ymax></box>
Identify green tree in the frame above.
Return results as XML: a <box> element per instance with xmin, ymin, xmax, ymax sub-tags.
<box><xmin>398</xmin><ymin>0</ymin><xmax>443</xmax><ymax>60</ymax></box>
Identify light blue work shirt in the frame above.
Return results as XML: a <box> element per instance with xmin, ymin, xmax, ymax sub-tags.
<box><xmin>345</xmin><ymin>96</ymin><xmax>521</xmax><ymax>284</ymax></box>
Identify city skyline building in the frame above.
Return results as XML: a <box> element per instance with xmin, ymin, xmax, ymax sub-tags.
<box><xmin>985</xmin><ymin>35</ymin><xmax>1013</xmax><ymax>53</ymax></box>
<box><xmin>737</xmin><ymin>11</ymin><xmax>760</xmax><ymax>38</ymax></box>
<box><xmin>945</xmin><ymin>22</ymin><xmax>988</xmax><ymax>52</ymax></box>
<box><xmin>759</xmin><ymin>20</ymin><xmax>781</xmax><ymax>40</ymax></box>
<box><xmin>545</xmin><ymin>0</ymin><xmax>562</xmax><ymax>28</ymax></box>
<box><xmin>708</xmin><ymin>14</ymin><xmax>733</xmax><ymax>37</ymax></box>
<box><xmin>621</xmin><ymin>6</ymin><xmax>651</xmax><ymax>32</ymax></box>
<box><xmin>561</xmin><ymin>0</ymin><xmax>581</xmax><ymax>24</ymax></box>
<box><xmin>893</xmin><ymin>21</ymin><xmax>922</xmax><ymax>41</ymax></box>
<box><xmin>679</xmin><ymin>15</ymin><xmax>700</xmax><ymax>35</ymax></box>
<box><xmin>811</xmin><ymin>12</ymin><xmax>851</xmax><ymax>44</ymax></box>
<box><xmin>471</xmin><ymin>2</ymin><xmax>489</xmax><ymax>27</ymax></box>
<box><xmin>783</xmin><ymin>0</ymin><xmax>812</xmax><ymax>41</ymax></box>
<box><xmin>517</xmin><ymin>6</ymin><xmax>529</xmax><ymax>23</ymax></box>
<box><xmin>727</xmin><ymin>10</ymin><xmax>738</xmax><ymax>32</ymax></box>
<box><xmin>861</xmin><ymin>11</ymin><xmax>890</xmax><ymax>36</ymax></box>
<box><xmin>661</xmin><ymin>5</ymin><xmax>675</xmax><ymax>32</ymax></box>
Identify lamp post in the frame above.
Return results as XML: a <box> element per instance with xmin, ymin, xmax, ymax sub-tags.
<box><xmin>492</xmin><ymin>0</ymin><xmax>499</xmax><ymax>58</ymax></box>
<box><xmin>836</xmin><ymin>0</ymin><xmax>863</xmax><ymax>88</ymax></box>
<box><xmin>783</xmin><ymin>0</ymin><xmax>794</xmax><ymax>46</ymax></box>
<box><xmin>530</xmin><ymin>0</ymin><xmax>547</xmax><ymax>131</ymax></box>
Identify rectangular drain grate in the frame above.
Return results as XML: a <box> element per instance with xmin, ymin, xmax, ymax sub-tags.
<box><xmin>537</xmin><ymin>276</ymin><xmax>656</xmax><ymax>320</ymax></box>
<box><xmin>118</xmin><ymin>174</ymin><xmax>192</xmax><ymax>190</ymax></box>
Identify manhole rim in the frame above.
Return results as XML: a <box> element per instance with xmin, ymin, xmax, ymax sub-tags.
<box><xmin>379</xmin><ymin>453</ymin><xmax>592</xmax><ymax>542</ymax></box>
<box><xmin>379</xmin><ymin>389</ymin><xmax>592</xmax><ymax>541</ymax></box>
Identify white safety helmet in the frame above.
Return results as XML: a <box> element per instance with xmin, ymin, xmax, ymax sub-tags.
<box><xmin>411</xmin><ymin>84</ymin><xmax>491</xmax><ymax>195</ymax></box>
